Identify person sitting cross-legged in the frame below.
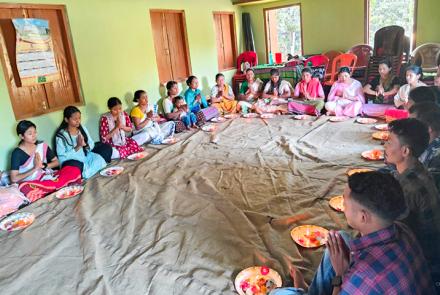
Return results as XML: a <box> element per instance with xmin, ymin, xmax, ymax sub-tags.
<box><xmin>270</xmin><ymin>171</ymin><xmax>435</xmax><ymax>295</ymax></box>
<box><xmin>384</xmin><ymin>118</ymin><xmax>440</xmax><ymax>293</ymax></box>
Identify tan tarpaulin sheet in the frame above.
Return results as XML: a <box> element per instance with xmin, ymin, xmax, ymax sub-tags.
<box><xmin>0</xmin><ymin>116</ymin><xmax>384</xmax><ymax>294</ymax></box>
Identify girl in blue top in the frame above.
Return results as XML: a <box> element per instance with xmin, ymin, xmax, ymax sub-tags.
<box><xmin>183</xmin><ymin>76</ymin><xmax>209</xmax><ymax>113</ymax></box>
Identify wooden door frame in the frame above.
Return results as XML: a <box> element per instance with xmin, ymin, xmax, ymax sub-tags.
<box><xmin>150</xmin><ymin>9</ymin><xmax>192</xmax><ymax>83</ymax></box>
<box><xmin>212</xmin><ymin>11</ymin><xmax>238</xmax><ymax>72</ymax></box>
<box><xmin>364</xmin><ymin>0</ymin><xmax>418</xmax><ymax>50</ymax></box>
<box><xmin>263</xmin><ymin>3</ymin><xmax>303</xmax><ymax>63</ymax></box>
<box><xmin>0</xmin><ymin>3</ymin><xmax>84</xmax><ymax>119</ymax></box>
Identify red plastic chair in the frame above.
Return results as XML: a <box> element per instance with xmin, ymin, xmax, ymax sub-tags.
<box><xmin>304</xmin><ymin>55</ymin><xmax>330</xmax><ymax>72</ymax></box>
<box><xmin>324</xmin><ymin>53</ymin><xmax>358</xmax><ymax>86</ymax></box>
<box><xmin>232</xmin><ymin>51</ymin><xmax>258</xmax><ymax>95</ymax></box>
<box><xmin>323</xmin><ymin>50</ymin><xmax>343</xmax><ymax>82</ymax></box>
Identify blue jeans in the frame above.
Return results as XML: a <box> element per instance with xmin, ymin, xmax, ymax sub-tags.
<box><xmin>181</xmin><ymin>113</ymin><xmax>197</xmax><ymax>127</ymax></box>
<box><xmin>270</xmin><ymin>231</ymin><xmax>351</xmax><ymax>295</ymax></box>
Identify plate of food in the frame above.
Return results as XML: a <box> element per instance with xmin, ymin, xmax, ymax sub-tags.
<box><xmin>0</xmin><ymin>212</ymin><xmax>35</xmax><ymax>232</ymax></box>
<box><xmin>127</xmin><ymin>151</ymin><xmax>148</xmax><ymax>161</ymax></box>
<box><xmin>235</xmin><ymin>266</ymin><xmax>282</xmax><ymax>295</ymax></box>
<box><xmin>201</xmin><ymin>125</ymin><xmax>216</xmax><ymax>132</ymax></box>
<box><xmin>356</xmin><ymin>117</ymin><xmax>378</xmax><ymax>124</ymax></box>
<box><xmin>361</xmin><ymin>149</ymin><xmax>384</xmax><ymax>161</ymax></box>
<box><xmin>372</xmin><ymin>131</ymin><xmax>390</xmax><ymax>141</ymax></box>
<box><xmin>346</xmin><ymin>168</ymin><xmax>374</xmax><ymax>176</ymax></box>
<box><xmin>290</xmin><ymin>225</ymin><xmax>329</xmax><ymax>248</ymax></box>
<box><xmin>329</xmin><ymin>195</ymin><xmax>344</xmax><ymax>212</ymax></box>
<box><xmin>260</xmin><ymin>113</ymin><xmax>275</xmax><ymax>119</ymax></box>
<box><xmin>162</xmin><ymin>137</ymin><xmax>178</xmax><ymax>145</ymax></box>
<box><xmin>329</xmin><ymin>116</ymin><xmax>349</xmax><ymax>122</ymax></box>
<box><xmin>242</xmin><ymin>113</ymin><xmax>259</xmax><ymax>118</ymax></box>
<box><xmin>100</xmin><ymin>166</ymin><xmax>124</xmax><ymax>177</ymax></box>
<box><xmin>374</xmin><ymin>124</ymin><xmax>389</xmax><ymax>131</ymax></box>
<box><xmin>55</xmin><ymin>185</ymin><xmax>84</xmax><ymax>200</ymax></box>
<box><xmin>211</xmin><ymin>117</ymin><xmax>227</xmax><ymax>123</ymax></box>
<box><xmin>292</xmin><ymin>114</ymin><xmax>310</xmax><ymax>120</ymax></box>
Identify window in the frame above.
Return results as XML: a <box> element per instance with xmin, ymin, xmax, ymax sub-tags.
<box><xmin>213</xmin><ymin>12</ymin><xmax>237</xmax><ymax>71</ymax></box>
<box><xmin>0</xmin><ymin>4</ymin><xmax>83</xmax><ymax>120</ymax></box>
<box><xmin>264</xmin><ymin>5</ymin><xmax>302</xmax><ymax>62</ymax></box>
<box><xmin>150</xmin><ymin>10</ymin><xmax>191</xmax><ymax>83</ymax></box>
<box><xmin>366</xmin><ymin>0</ymin><xmax>417</xmax><ymax>49</ymax></box>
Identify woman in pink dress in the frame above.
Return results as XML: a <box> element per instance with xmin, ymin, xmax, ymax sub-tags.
<box><xmin>100</xmin><ymin>97</ymin><xmax>144</xmax><ymax>159</ymax></box>
<box><xmin>325</xmin><ymin>67</ymin><xmax>365</xmax><ymax>117</ymax></box>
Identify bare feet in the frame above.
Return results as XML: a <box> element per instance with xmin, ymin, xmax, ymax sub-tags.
<box><xmin>288</xmin><ymin>263</ymin><xmax>308</xmax><ymax>290</ymax></box>
<box><xmin>191</xmin><ymin>124</ymin><xmax>199</xmax><ymax>129</ymax></box>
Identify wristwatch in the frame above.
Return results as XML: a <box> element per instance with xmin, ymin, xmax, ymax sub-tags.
<box><xmin>331</xmin><ymin>275</ymin><xmax>342</xmax><ymax>287</ymax></box>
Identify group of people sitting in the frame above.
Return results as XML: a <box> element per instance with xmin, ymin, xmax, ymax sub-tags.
<box><xmin>271</xmin><ymin>96</ymin><xmax>440</xmax><ymax>294</ymax></box>
<box><xmin>1</xmin><ymin>61</ymin><xmax>440</xmax><ymax>294</ymax></box>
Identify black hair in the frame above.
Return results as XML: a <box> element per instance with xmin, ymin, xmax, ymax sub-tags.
<box><xmin>215</xmin><ymin>73</ymin><xmax>224</xmax><ymax>81</ymax></box>
<box><xmin>186</xmin><ymin>75</ymin><xmax>197</xmax><ymax>87</ymax></box>
<box><xmin>379</xmin><ymin>57</ymin><xmax>392</xmax><ymax>69</ymax></box>
<box><xmin>418</xmin><ymin>110</ymin><xmax>440</xmax><ymax>134</ymax></box>
<box><xmin>107</xmin><ymin>97</ymin><xmax>122</xmax><ymax>109</ymax></box>
<box><xmin>409</xmin><ymin>101</ymin><xmax>440</xmax><ymax>118</ymax></box>
<box><xmin>133</xmin><ymin>90</ymin><xmax>146</xmax><ymax>103</ymax></box>
<box><xmin>174</xmin><ymin>95</ymin><xmax>184</xmax><ymax>102</ymax></box>
<box><xmin>245</xmin><ymin>68</ymin><xmax>255</xmax><ymax>74</ymax></box>
<box><xmin>270</xmin><ymin>68</ymin><xmax>280</xmax><ymax>77</ymax></box>
<box><xmin>166</xmin><ymin>81</ymin><xmax>177</xmax><ymax>96</ymax></box>
<box><xmin>338</xmin><ymin>66</ymin><xmax>350</xmax><ymax>75</ymax></box>
<box><xmin>348</xmin><ymin>171</ymin><xmax>406</xmax><ymax>222</ymax></box>
<box><xmin>408</xmin><ymin>86</ymin><xmax>436</xmax><ymax>104</ymax></box>
<box><xmin>388</xmin><ymin>118</ymin><xmax>429</xmax><ymax>158</ymax></box>
<box><xmin>16</xmin><ymin>120</ymin><xmax>37</xmax><ymax>145</ymax></box>
<box><xmin>301</xmin><ymin>67</ymin><xmax>312</xmax><ymax>74</ymax></box>
<box><xmin>406</xmin><ymin>65</ymin><xmax>423</xmax><ymax>79</ymax></box>
<box><xmin>55</xmin><ymin>106</ymin><xmax>89</xmax><ymax>155</ymax></box>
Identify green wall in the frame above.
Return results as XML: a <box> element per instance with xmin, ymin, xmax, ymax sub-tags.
<box><xmin>0</xmin><ymin>0</ymin><xmax>242</xmax><ymax>171</ymax></box>
<box><xmin>241</xmin><ymin>0</ymin><xmax>440</xmax><ymax>63</ymax></box>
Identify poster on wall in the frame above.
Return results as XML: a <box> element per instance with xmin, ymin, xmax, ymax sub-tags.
<box><xmin>12</xmin><ymin>18</ymin><xmax>59</xmax><ymax>86</ymax></box>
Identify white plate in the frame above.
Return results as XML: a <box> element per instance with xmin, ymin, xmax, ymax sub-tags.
<box><xmin>292</xmin><ymin>114</ymin><xmax>310</xmax><ymax>120</ymax></box>
<box><xmin>55</xmin><ymin>185</ymin><xmax>84</xmax><ymax>200</ymax></box>
<box><xmin>329</xmin><ymin>116</ymin><xmax>349</xmax><ymax>122</ymax></box>
<box><xmin>162</xmin><ymin>137</ymin><xmax>178</xmax><ymax>145</ymax></box>
<box><xmin>356</xmin><ymin>118</ymin><xmax>377</xmax><ymax>124</ymax></box>
<box><xmin>211</xmin><ymin>117</ymin><xmax>226</xmax><ymax>123</ymax></box>
<box><xmin>374</xmin><ymin>124</ymin><xmax>389</xmax><ymax>131</ymax></box>
<box><xmin>0</xmin><ymin>212</ymin><xmax>35</xmax><ymax>231</ymax></box>
<box><xmin>127</xmin><ymin>151</ymin><xmax>148</xmax><ymax>161</ymax></box>
<box><xmin>224</xmin><ymin>114</ymin><xmax>238</xmax><ymax>119</ymax></box>
<box><xmin>234</xmin><ymin>266</ymin><xmax>282</xmax><ymax>295</ymax></box>
<box><xmin>100</xmin><ymin>166</ymin><xmax>124</xmax><ymax>177</ymax></box>
<box><xmin>260</xmin><ymin>113</ymin><xmax>275</xmax><ymax>119</ymax></box>
<box><xmin>242</xmin><ymin>113</ymin><xmax>259</xmax><ymax>118</ymax></box>
<box><xmin>201</xmin><ymin>125</ymin><xmax>216</xmax><ymax>132</ymax></box>
<box><xmin>361</xmin><ymin>150</ymin><xmax>384</xmax><ymax>161</ymax></box>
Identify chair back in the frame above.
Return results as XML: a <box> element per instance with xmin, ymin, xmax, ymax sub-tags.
<box><xmin>325</xmin><ymin>53</ymin><xmax>357</xmax><ymax>85</ymax></box>
<box><xmin>348</xmin><ymin>44</ymin><xmax>373</xmax><ymax>68</ymax></box>
<box><xmin>236</xmin><ymin>51</ymin><xmax>258</xmax><ymax>73</ymax></box>
<box><xmin>411</xmin><ymin>43</ymin><xmax>440</xmax><ymax>72</ymax></box>
<box><xmin>374</xmin><ymin>25</ymin><xmax>405</xmax><ymax>57</ymax></box>
<box><xmin>304</xmin><ymin>55</ymin><xmax>330</xmax><ymax>72</ymax></box>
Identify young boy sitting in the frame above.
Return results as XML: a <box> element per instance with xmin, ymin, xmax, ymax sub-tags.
<box><xmin>385</xmin><ymin>118</ymin><xmax>440</xmax><ymax>293</ymax></box>
<box><xmin>174</xmin><ymin>96</ymin><xmax>197</xmax><ymax>130</ymax></box>
<box><xmin>270</xmin><ymin>171</ymin><xmax>435</xmax><ymax>295</ymax></box>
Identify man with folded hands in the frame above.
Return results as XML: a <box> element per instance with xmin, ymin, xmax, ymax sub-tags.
<box><xmin>270</xmin><ymin>171</ymin><xmax>435</xmax><ymax>295</ymax></box>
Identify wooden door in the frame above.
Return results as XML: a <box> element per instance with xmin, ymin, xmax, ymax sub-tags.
<box><xmin>165</xmin><ymin>12</ymin><xmax>190</xmax><ymax>82</ymax></box>
<box><xmin>213</xmin><ymin>13</ymin><xmax>237</xmax><ymax>71</ymax></box>
<box><xmin>150</xmin><ymin>11</ymin><xmax>172</xmax><ymax>83</ymax></box>
<box><xmin>213</xmin><ymin>14</ymin><xmax>224</xmax><ymax>70</ymax></box>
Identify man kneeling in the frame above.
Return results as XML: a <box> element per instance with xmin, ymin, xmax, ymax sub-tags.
<box><xmin>271</xmin><ymin>171</ymin><xmax>434</xmax><ymax>295</ymax></box>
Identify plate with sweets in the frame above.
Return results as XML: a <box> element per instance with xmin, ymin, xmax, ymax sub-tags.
<box><xmin>55</xmin><ymin>185</ymin><xmax>84</xmax><ymax>200</ymax></box>
<box><xmin>235</xmin><ymin>266</ymin><xmax>282</xmax><ymax>295</ymax></box>
<box><xmin>361</xmin><ymin>149</ymin><xmax>384</xmax><ymax>161</ymax></box>
<box><xmin>100</xmin><ymin>166</ymin><xmax>124</xmax><ymax>177</ymax></box>
<box><xmin>290</xmin><ymin>225</ymin><xmax>329</xmax><ymax>248</ymax></box>
<box><xmin>0</xmin><ymin>212</ymin><xmax>35</xmax><ymax>232</ymax></box>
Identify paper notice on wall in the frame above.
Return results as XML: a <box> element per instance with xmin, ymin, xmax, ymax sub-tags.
<box><xmin>12</xmin><ymin>18</ymin><xmax>59</xmax><ymax>86</ymax></box>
